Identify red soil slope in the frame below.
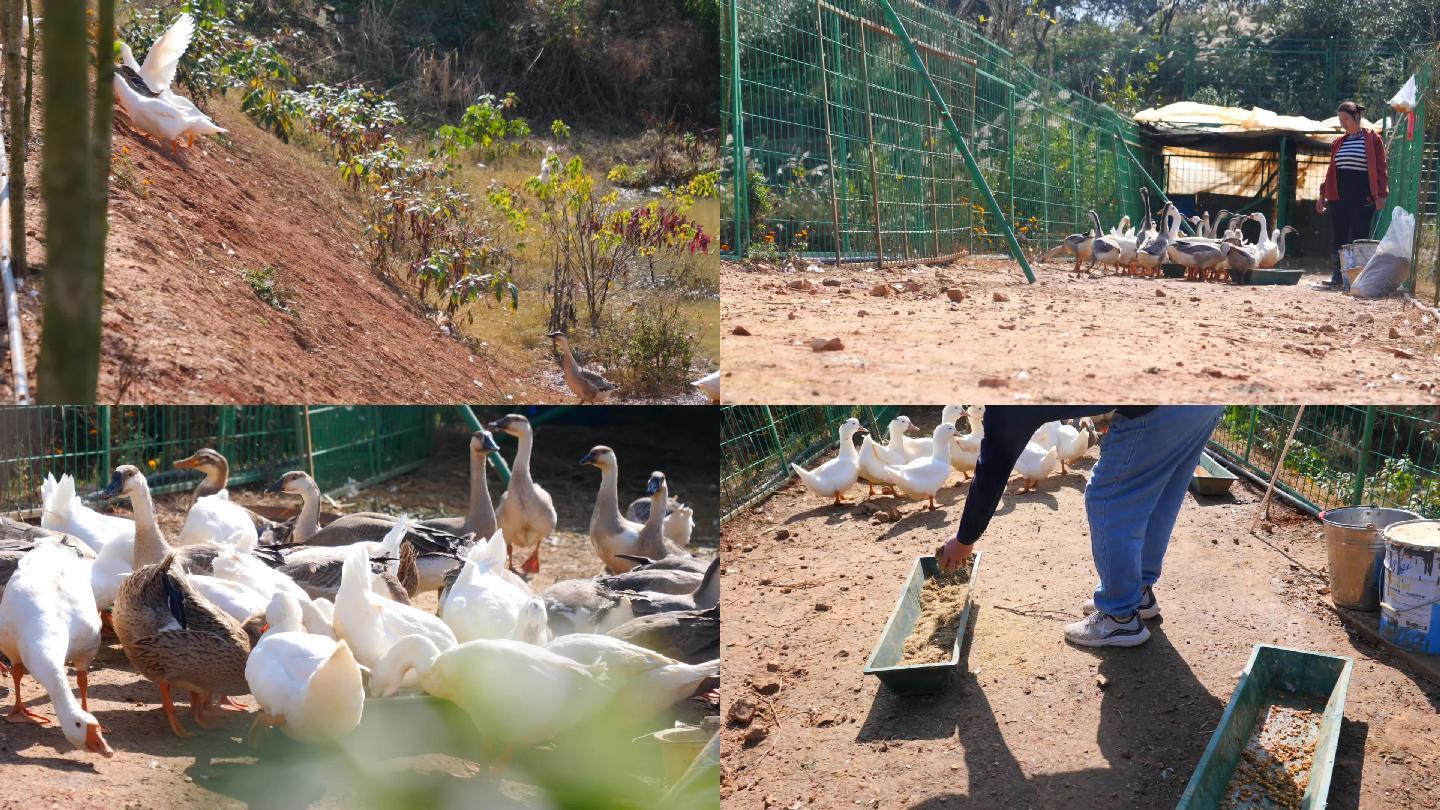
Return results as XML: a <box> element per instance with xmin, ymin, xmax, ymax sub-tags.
<box><xmin>2</xmin><ymin>96</ymin><xmax>557</xmax><ymax>403</ymax></box>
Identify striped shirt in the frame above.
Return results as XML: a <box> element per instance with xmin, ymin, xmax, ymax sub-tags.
<box><xmin>1334</xmin><ymin>132</ymin><xmax>1368</xmax><ymax>172</ymax></box>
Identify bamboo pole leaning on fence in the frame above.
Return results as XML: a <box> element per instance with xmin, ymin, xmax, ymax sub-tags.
<box><xmin>3</xmin><ymin>0</ymin><xmax>25</xmax><ymax>281</ymax></box>
<box><xmin>1251</xmin><ymin>405</ymin><xmax>1306</xmax><ymax>531</ymax></box>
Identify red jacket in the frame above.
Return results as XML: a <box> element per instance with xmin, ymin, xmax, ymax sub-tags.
<box><xmin>1320</xmin><ymin>128</ymin><xmax>1388</xmax><ymax>203</ymax></box>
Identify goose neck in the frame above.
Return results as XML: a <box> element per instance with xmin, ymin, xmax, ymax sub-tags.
<box><xmin>130</xmin><ymin>483</ymin><xmax>170</xmax><ymax>568</ymax></box>
<box><xmin>468</xmin><ymin>451</ymin><xmax>497</xmax><ymax>537</ymax></box>
<box><xmin>295</xmin><ymin>480</ymin><xmax>323</xmax><ymax>542</ymax></box>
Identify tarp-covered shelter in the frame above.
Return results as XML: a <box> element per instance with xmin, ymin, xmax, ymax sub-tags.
<box><xmin>1134</xmin><ymin>102</ymin><xmax>1393</xmax><ymax>265</ymax></box>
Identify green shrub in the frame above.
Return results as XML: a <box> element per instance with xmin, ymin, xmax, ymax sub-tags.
<box><xmin>597</xmin><ymin>298</ymin><xmax>697</xmax><ymax>396</ymax></box>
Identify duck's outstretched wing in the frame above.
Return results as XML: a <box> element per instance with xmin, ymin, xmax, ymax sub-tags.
<box><xmin>141</xmin><ymin>12</ymin><xmax>195</xmax><ymax>91</ymax></box>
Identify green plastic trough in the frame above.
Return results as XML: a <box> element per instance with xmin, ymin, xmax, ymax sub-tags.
<box><xmin>1228</xmin><ymin>267</ymin><xmax>1304</xmax><ymax>286</ymax></box>
<box><xmin>1190</xmin><ymin>452</ymin><xmax>1238</xmax><ymax>497</ymax></box>
<box><xmin>864</xmin><ymin>552</ymin><xmax>982</xmax><ymax>695</ymax></box>
<box><xmin>1162</xmin><ymin>263</ymin><xmax>1187</xmax><ymax>279</ymax></box>
<box><xmin>1177</xmin><ymin>644</ymin><xmax>1353</xmax><ymax>810</ymax></box>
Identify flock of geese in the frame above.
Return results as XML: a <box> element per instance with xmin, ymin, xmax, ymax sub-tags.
<box><xmin>791</xmin><ymin>407</ymin><xmax>1100</xmax><ymax>508</ymax></box>
<box><xmin>1041</xmin><ymin>188</ymin><xmax>1298</xmax><ymax>282</ymax></box>
<box><xmin>0</xmin><ymin>415</ymin><xmax>718</xmax><ymax>762</ymax></box>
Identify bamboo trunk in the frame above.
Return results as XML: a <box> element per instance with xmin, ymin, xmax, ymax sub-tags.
<box><xmin>36</xmin><ymin>0</ymin><xmax>97</xmax><ymax>402</ymax></box>
<box><xmin>3</xmin><ymin>0</ymin><xmax>22</xmax><ymax>278</ymax></box>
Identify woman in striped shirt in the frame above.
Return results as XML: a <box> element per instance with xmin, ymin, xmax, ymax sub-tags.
<box><xmin>1317</xmin><ymin>101</ymin><xmax>1388</xmax><ymax>287</ymax></box>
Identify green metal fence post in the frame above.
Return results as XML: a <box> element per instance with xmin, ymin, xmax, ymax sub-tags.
<box><xmin>857</xmin><ymin>27</ymin><xmax>884</xmax><ymax>268</ymax></box>
<box><xmin>813</xmin><ymin>0</ymin><xmax>843</xmax><ymax>266</ymax></box>
<box><xmin>728</xmin><ymin>0</ymin><xmax>748</xmax><ymax>256</ymax></box>
<box><xmin>1244</xmin><ymin>406</ymin><xmax>1257</xmax><ymax>465</ymax></box>
<box><xmin>876</xmin><ymin>0</ymin><xmax>1035</xmax><ymax>282</ymax></box>
<box><xmin>1276</xmin><ymin>136</ymin><xmax>1290</xmax><ymax>232</ymax></box>
<box><xmin>98</xmin><ymin>405</ymin><xmax>111</xmax><ymax>479</ymax></box>
<box><xmin>1352</xmin><ymin>406</ymin><xmax>1376</xmax><ymax>506</ymax></box>
<box><xmin>761</xmin><ymin>405</ymin><xmax>787</xmax><ymax>480</ymax></box>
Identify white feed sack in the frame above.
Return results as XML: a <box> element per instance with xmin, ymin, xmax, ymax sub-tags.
<box><xmin>1352</xmin><ymin>207</ymin><xmax>1415</xmax><ymax>299</ymax></box>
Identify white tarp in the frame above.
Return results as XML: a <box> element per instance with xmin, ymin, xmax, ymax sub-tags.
<box><xmin>1136</xmin><ymin>101</ymin><xmax>1383</xmax><ymax>142</ymax></box>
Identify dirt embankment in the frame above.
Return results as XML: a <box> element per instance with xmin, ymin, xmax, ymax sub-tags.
<box><xmin>720</xmin><ymin>257</ymin><xmax>1440</xmax><ymax>403</ymax></box>
<box><xmin>720</xmin><ymin>431</ymin><xmax>1440</xmax><ymax>809</ymax></box>
<box><xmin>1</xmin><ymin>94</ymin><xmax>566</xmax><ymax>404</ymax></box>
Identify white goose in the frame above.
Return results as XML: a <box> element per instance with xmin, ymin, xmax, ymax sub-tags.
<box><xmin>874</xmin><ymin>423</ymin><xmax>957</xmax><ymax>509</ymax></box>
<box><xmin>1014</xmin><ymin>424</ymin><xmax>1061</xmax><ymax>492</ymax></box>
<box><xmin>245</xmin><ymin>594</ymin><xmax>365</xmax><ymax>743</ymax></box>
<box><xmin>0</xmin><ymin>542</ymin><xmax>112</xmax><ymax>756</ymax></box>
<box><xmin>790</xmin><ymin>418</ymin><xmax>867</xmax><ymax>505</ymax></box>
<box><xmin>177</xmin><ymin>489</ymin><xmax>258</xmax><ymax>548</ymax></box>
<box><xmin>951</xmin><ymin>405</ymin><xmax>986</xmax><ymax>479</ymax></box>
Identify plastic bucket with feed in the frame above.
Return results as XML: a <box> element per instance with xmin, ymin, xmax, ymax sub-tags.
<box><xmin>1379</xmin><ymin>519</ymin><xmax>1440</xmax><ymax>654</ymax></box>
<box><xmin>1318</xmin><ymin>507</ymin><xmax>1420</xmax><ymax>611</ymax></box>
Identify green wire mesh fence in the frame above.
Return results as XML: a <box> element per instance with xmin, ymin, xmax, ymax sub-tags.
<box><xmin>722</xmin><ymin>0</ymin><xmax>1153</xmax><ymax>265</ymax></box>
<box><xmin>721</xmin><ymin>404</ymin><xmax>902</xmax><ymax>520</ymax></box>
<box><xmin>1208</xmin><ymin>405</ymin><xmax>1440</xmax><ymax>518</ymax></box>
<box><xmin>0</xmin><ymin>406</ymin><xmax>436</xmax><ymax>517</ymax></box>
<box><xmin>723</xmin><ymin>0</ymin><xmax>1431</xmax><ymax>274</ymax></box>
<box><xmin>1393</xmin><ymin>47</ymin><xmax>1440</xmax><ymax>304</ymax></box>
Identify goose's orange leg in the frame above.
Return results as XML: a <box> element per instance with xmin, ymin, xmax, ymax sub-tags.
<box><xmin>522</xmin><ymin>545</ymin><xmax>541</xmax><ymax>575</ymax></box>
<box><xmin>5</xmin><ymin>663</ymin><xmax>49</xmax><ymax>724</ymax></box>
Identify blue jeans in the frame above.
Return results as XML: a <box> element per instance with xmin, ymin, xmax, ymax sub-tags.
<box><xmin>1086</xmin><ymin>406</ymin><xmax>1224</xmax><ymax>617</ymax></box>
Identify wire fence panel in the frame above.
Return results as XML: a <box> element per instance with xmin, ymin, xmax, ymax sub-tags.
<box><xmin>721</xmin><ymin>404</ymin><xmax>900</xmax><ymax>519</ymax></box>
<box><xmin>0</xmin><ymin>406</ymin><xmax>435</xmax><ymax>517</ymax></box>
<box><xmin>1394</xmin><ymin>47</ymin><xmax>1440</xmax><ymax>304</ymax></box>
<box><xmin>722</xmin><ymin>0</ymin><xmax>1150</xmax><ymax>263</ymax></box>
<box><xmin>1209</xmin><ymin>405</ymin><xmax>1440</xmax><ymax>517</ymax></box>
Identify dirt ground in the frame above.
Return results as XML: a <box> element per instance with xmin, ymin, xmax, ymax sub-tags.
<box><xmin>719</xmin><ymin>410</ymin><xmax>1440</xmax><ymax>809</ymax></box>
<box><xmin>720</xmin><ymin>256</ymin><xmax>1440</xmax><ymax>403</ymax></box>
<box><xmin>0</xmin><ymin>422</ymin><xmax>719</xmax><ymax>808</ymax></box>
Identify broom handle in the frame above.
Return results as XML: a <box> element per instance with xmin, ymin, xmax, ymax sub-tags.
<box><xmin>1251</xmin><ymin>405</ymin><xmax>1306</xmax><ymax>532</ymax></box>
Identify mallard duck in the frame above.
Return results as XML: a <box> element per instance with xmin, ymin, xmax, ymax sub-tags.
<box><xmin>692</xmin><ymin>371</ymin><xmax>720</xmax><ymax>404</ymax></box>
<box><xmin>580</xmin><ymin>446</ymin><xmax>666</xmax><ymax>572</ymax></box>
<box><xmin>951</xmin><ymin>405</ymin><xmax>986</xmax><ymax>479</ymax></box>
<box><xmin>420</xmin><ymin>430</ymin><xmax>501</xmax><ymax>538</ymax></box>
<box><xmin>858</xmin><ymin>417</ymin><xmax>910</xmax><ymax>496</ymax></box>
<box><xmin>332</xmin><ymin>523</ymin><xmax>456</xmax><ymax>679</ymax></box>
<box><xmin>1014</xmin><ymin>428</ymin><xmax>1061</xmax><ymax>493</ymax></box>
<box><xmin>790</xmin><ymin>418</ymin><xmax>867</xmax><ymax>505</ymax></box>
<box><xmin>372</xmin><ymin>636</ymin><xmax>609</xmax><ymax>749</ymax></box>
<box><xmin>40</xmin><ymin>473</ymin><xmax>132</xmax><ymax>553</ymax></box>
<box><xmin>606</xmin><ymin>605</ymin><xmax>719</xmax><ymax>665</ymax></box>
<box><xmin>0</xmin><ymin>541</ymin><xmax>112</xmax><ymax>756</ymax></box>
<box><xmin>441</xmin><ymin>531</ymin><xmax>532</xmax><ymax>642</ymax></box>
<box><xmin>511</xmin><ymin>597</ymin><xmax>552</xmax><ymax>646</ymax></box>
<box><xmin>874</xmin><ymin>423</ymin><xmax>957</xmax><ymax>509</ymax></box>
<box><xmin>489</xmin><ymin>415</ymin><xmax>558</xmax><ymax>574</ymax></box>
<box><xmin>244</xmin><ymin>594</ymin><xmax>365</xmax><ymax>743</ymax></box>
<box><xmin>548</xmin><ymin>331</ymin><xmax>618</xmax><ymax>404</ymax></box>
<box><xmin>114</xmin><ymin>13</ymin><xmax>224</xmax><ymax>154</ymax></box>
<box><xmin>111</xmin><ymin>549</ymin><xmax>252</xmax><ymax>737</ymax></box>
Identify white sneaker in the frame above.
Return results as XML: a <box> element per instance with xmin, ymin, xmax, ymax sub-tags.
<box><xmin>1064</xmin><ymin>610</ymin><xmax>1151</xmax><ymax>647</ymax></box>
<box><xmin>1082</xmin><ymin>586</ymin><xmax>1160</xmax><ymax>620</ymax></box>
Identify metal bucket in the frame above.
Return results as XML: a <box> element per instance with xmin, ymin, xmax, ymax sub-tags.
<box><xmin>1319</xmin><ymin>507</ymin><xmax>1421</xmax><ymax>610</ymax></box>
<box><xmin>1380</xmin><ymin>519</ymin><xmax>1440</xmax><ymax>654</ymax></box>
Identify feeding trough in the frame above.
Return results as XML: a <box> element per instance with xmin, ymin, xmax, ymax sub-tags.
<box><xmin>1177</xmin><ymin>644</ymin><xmax>1352</xmax><ymax>810</ymax></box>
<box><xmin>1162</xmin><ymin>263</ymin><xmax>1186</xmax><ymax>279</ymax></box>
<box><xmin>1190</xmin><ymin>451</ymin><xmax>1238</xmax><ymax>497</ymax></box>
<box><xmin>864</xmin><ymin>552</ymin><xmax>982</xmax><ymax>695</ymax></box>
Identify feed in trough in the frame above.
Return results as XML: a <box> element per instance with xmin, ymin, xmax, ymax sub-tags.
<box><xmin>1219</xmin><ymin>694</ymin><xmax>1325</xmax><ymax>810</ymax></box>
<box><xmin>898</xmin><ymin>561</ymin><xmax>973</xmax><ymax>666</ymax></box>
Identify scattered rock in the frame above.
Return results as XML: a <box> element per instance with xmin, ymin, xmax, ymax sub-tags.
<box><xmin>1395</xmin><ymin>348</ymin><xmax>1417</xmax><ymax>359</ymax></box>
<box><xmin>998</xmin><ymin>323</ymin><xmax>1017</xmax><ymax>330</ymax></box>
<box><xmin>1389</xmin><ymin>326</ymin><xmax>1403</xmax><ymax>339</ymax></box>
<box><xmin>1154</xmin><ymin>289</ymin><xmax>1166</xmax><ymax>298</ymax></box>
<box><xmin>809</xmin><ymin>337</ymin><xmax>845</xmax><ymax>352</ymax></box>
<box><xmin>857</xmin><ymin>309</ymin><xmax>869</xmax><ymax>317</ymax></box>
<box><xmin>786</xmin><ymin>279</ymin><xmax>816</xmax><ymax>292</ymax></box>
<box><xmin>814</xmin><ymin>602</ymin><xmax>831</xmax><ymax>612</ymax></box>
<box><xmin>822</xmin><ymin>278</ymin><xmax>842</xmax><ymax>286</ymax></box>
<box><xmin>978</xmin><ymin>377</ymin><xmax>1006</xmax><ymax>388</ymax></box>
<box><xmin>1317</xmin><ymin>323</ymin><xmax>1337</xmax><ymax>334</ymax></box>
<box><xmin>944</xmin><ymin>288</ymin><xmax>966</xmax><ymax>302</ymax></box>
<box><xmin>1145</xmin><ymin>366</ymin><xmax>1161</xmax><ymax>374</ymax></box>
<box><xmin>992</xmin><ymin>292</ymin><xmax>1010</xmax><ymax>302</ymax></box>
<box><xmin>1096</xmin><ymin>674</ymin><xmax>1110</xmax><ymax>689</ymax></box>
<box><xmin>731</xmin><ymin>325</ymin><xmax>752</xmax><ymax>336</ymax></box>
<box><xmin>1202</xmin><ymin>367</ymin><xmax>1225</xmax><ymax>378</ymax></box>
<box><xmin>1357</xmin><ymin>313</ymin><xmax>1375</xmax><ymax>324</ymax></box>
<box><xmin>743</xmin><ymin>725</ymin><xmax>769</xmax><ymax>746</ymax></box>
<box><xmin>870</xmin><ymin>283</ymin><xmax>892</xmax><ymax>297</ymax></box>
<box><xmin>774</xmin><ymin>529</ymin><xmax>791</xmax><ymax>541</ymax></box>
<box><xmin>766</xmin><ymin>661</ymin><xmax>781</xmax><ymax>672</ymax></box>
<box><xmin>1189</xmin><ymin>295</ymin><xmax>1201</xmax><ymax>302</ymax></box>
<box><xmin>728</xmin><ymin>698</ymin><xmax>757</xmax><ymax>727</ymax></box>
<box><xmin>755</xmin><ymin>680</ymin><xmax>782</xmax><ymax>696</ymax></box>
